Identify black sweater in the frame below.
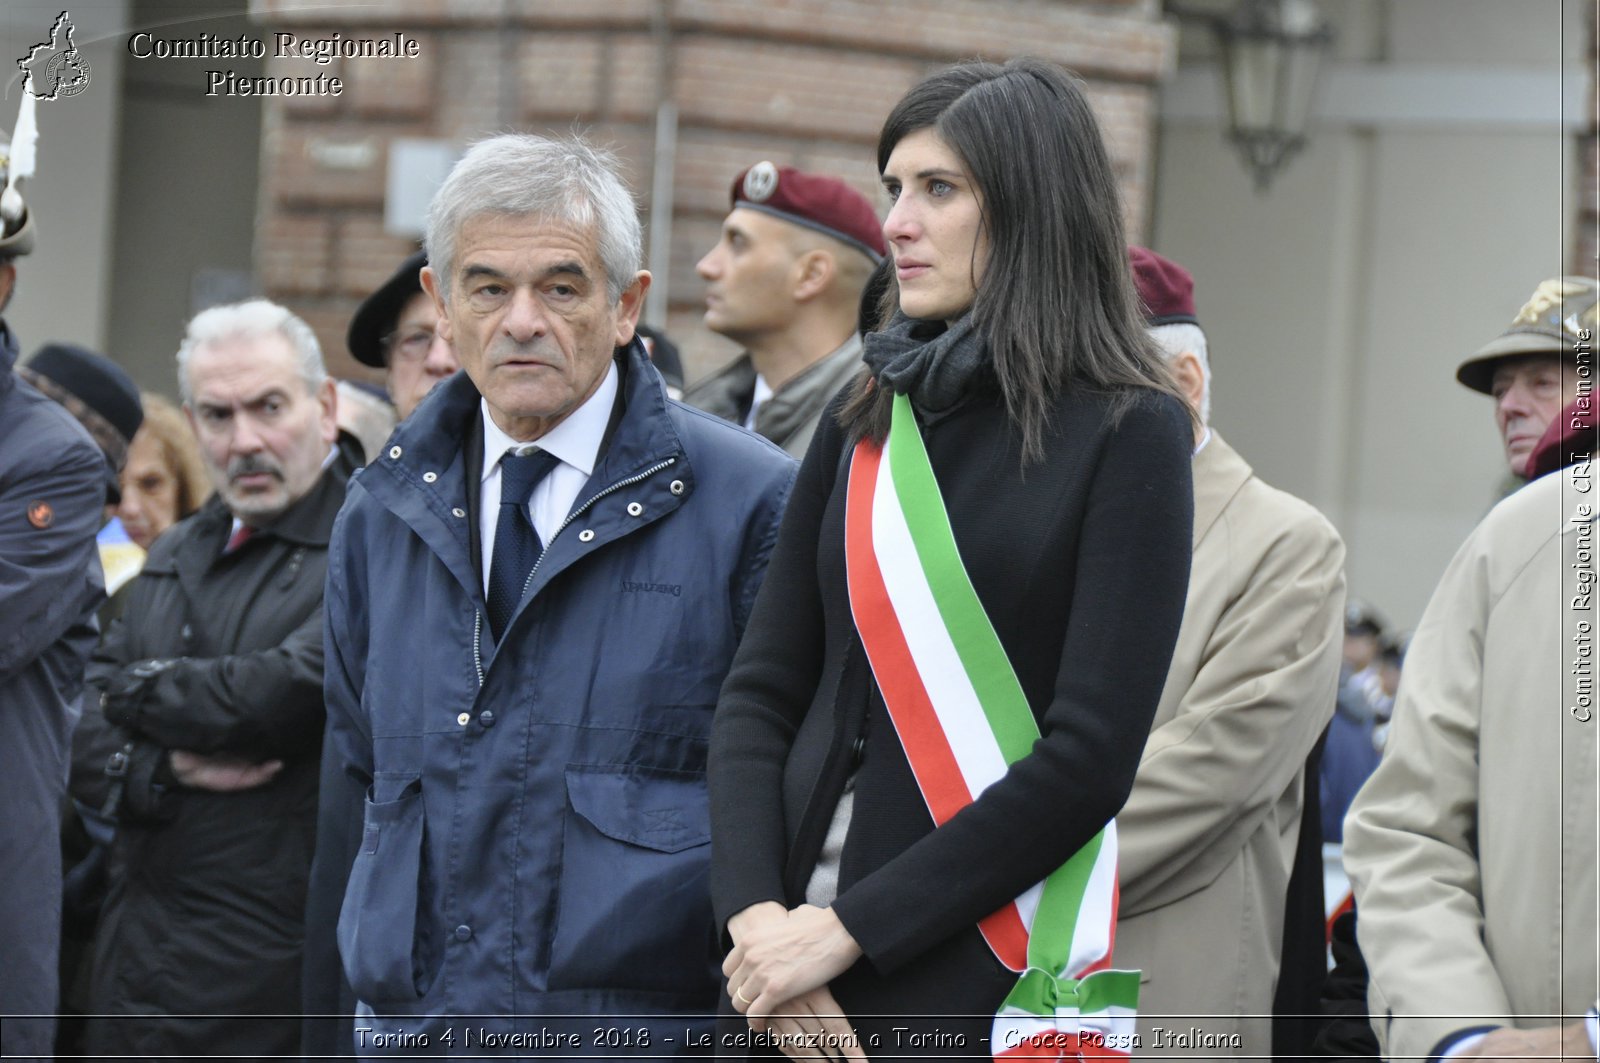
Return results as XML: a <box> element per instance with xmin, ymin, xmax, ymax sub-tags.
<box><xmin>709</xmin><ymin>379</ymin><xmax>1194</xmax><ymax>1025</ymax></box>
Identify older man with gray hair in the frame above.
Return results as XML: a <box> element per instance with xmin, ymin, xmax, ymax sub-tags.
<box><xmin>1110</xmin><ymin>247</ymin><xmax>1346</xmax><ymax>1057</ymax></box>
<box><xmin>71</xmin><ymin>299</ymin><xmax>359</xmax><ymax>1057</ymax></box>
<box><xmin>323</xmin><ymin>133</ymin><xmax>794</xmax><ymax>1051</ymax></box>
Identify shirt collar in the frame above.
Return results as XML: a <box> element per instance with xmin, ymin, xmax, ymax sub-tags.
<box><xmin>745</xmin><ymin>373</ymin><xmax>774</xmax><ymax>431</ymax></box>
<box><xmin>480</xmin><ymin>361</ymin><xmax>618</xmax><ymax>481</ymax></box>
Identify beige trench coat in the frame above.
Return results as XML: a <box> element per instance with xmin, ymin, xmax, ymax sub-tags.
<box><xmin>1345</xmin><ymin>463</ymin><xmax>1599</xmax><ymax>1061</ymax></box>
<box><xmin>1114</xmin><ymin>432</ymin><xmax>1346</xmax><ymax>1056</ymax></box>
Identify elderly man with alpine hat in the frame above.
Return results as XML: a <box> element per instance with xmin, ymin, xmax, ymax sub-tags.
<box><xmin>0</xmin><ymin>147</ymin><xmax>109</xmax><ymax>1063</ymax></box>
<box><xmin>689</xmin><ymin>161</ymin><xmax>884</xmax><ymax>457</ymax></box>
<box><xmin>1345</xmin><ymin>399</ymin><xmax>1598</xmax><ymax>1062</ymax></box>
<box><xmin>323</xmin><ymin>132</ymin><xmax>794</xmax><ymax>1051</ymax></box>
<box><xmin>1110</xmin><ymin>246</ymin><xmax>1346</xmax><ymax>1057</ymax></box>
<box><xmin>1455</xmin><ymin>275</ymin><xmax>1597</xmax><ymax>482</ymax></box>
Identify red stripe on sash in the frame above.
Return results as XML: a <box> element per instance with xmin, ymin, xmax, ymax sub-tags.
<box><xmin>845</xmin><ymin>440</ymin><xmax>974</xmax><ymax>821</ymax></box>
<box><xmin>845</xmin><ymin>438</ymin><xmax>1030</xmax><ymax>969</ymax></box>
<box><xmin>979</xmin><ymin>898</ymin><xmax>1033</xmax><ymax>971</ymax></box>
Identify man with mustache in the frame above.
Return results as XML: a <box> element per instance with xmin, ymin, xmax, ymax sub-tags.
<box><xmin>322</xmin><ymin>133</ymin><xmax>794</xmax><ymax>1051</ymax></box>
<box><xmin>71</xmin><ymin>300</ymin><xmax>360</xmax><ymax>1058</ymax></box>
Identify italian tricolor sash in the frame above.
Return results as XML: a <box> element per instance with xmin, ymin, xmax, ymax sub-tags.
<box><xmin>844</xmin><ymin>392</ymin><xmax>1140</xmax><ymax>1060</ymax></box>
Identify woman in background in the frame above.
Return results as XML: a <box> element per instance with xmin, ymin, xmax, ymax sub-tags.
<box><xmin>114</xmin><ymin>392</ymin><xmax>210</xmax><ymax>552</ymax></box>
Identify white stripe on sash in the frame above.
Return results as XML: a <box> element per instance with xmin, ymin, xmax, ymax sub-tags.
<box><xmin>871</xmin><ymin>440</ymin><xmax>1011</xmax><ymax>797</ymax></box>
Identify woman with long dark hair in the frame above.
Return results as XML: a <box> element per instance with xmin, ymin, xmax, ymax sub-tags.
<box><xmin>708</xmin><ymin>58</ymin><xmax>1195</xmax><ymax>1057</ymax></box>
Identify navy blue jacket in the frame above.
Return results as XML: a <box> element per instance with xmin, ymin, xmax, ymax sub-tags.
<box><xmin>324</xmin><ymin>344</ymin><xmax>794</xmax><ymax>1053</ymax></box>
<box><xmin>0</xmin><ymin>323</ymin><xmax>105</xmax><ymax>1056</ymax></box>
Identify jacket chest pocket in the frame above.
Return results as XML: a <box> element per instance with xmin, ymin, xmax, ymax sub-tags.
<box><xmin>546</xmin><ymin>765</ymin><xmax>717</xmax><ymax>998</ymax></box>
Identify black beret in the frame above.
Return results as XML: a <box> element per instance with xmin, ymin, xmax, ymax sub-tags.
<box><xmin>348</xmin><ymin>249</ymin><xmax>428</xmax><ymax>368</ymax></box>
<box><xmin>21</xmin><ymin>341</ymin><xmax>142</xmax><ymax>459</ymax></box>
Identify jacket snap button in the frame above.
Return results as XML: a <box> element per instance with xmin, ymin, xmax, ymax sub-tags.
<box><xmin>389</xmin><ymin>445</ymin><xmax>402</xmax><ymax>460</ymax></box>
<box><xmin>456</xmin><ymin>712</ymin><xmax>470</xmax><ymax>726</ymax></box>
<box><xmin>626</xmin><ymin>502</ymin><xmax>643</xmax><ymax>517</ymax></box>
<box><xmin>454</xmin><ymin>924</ymin><xmax>472</xmax><ymax>942</ymax></box>
<box><xmin>478</xmin><ymin>710</ymin><xmax>495</xmax><ymax>728</ymax></box>
<box><xmin>669</xmin><ymin>479</ymin><xmax>685</xmax><ymax>495</ymax></box>
<box><xmin>423</xmin><ymin>471</ymin><xmax>438</xmax><ymax>483</ymax></box>
<box><xmin>578</xmin><ymin>529</ymin><xmax>595</xmax><ymax>542</ymax></box>
<box><xmin>451</xmin><ymin>507</ymin><xmax>466</xmax><ymax>518</ymax></box>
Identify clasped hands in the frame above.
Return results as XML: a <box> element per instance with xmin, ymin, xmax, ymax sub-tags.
<box><xmin>724</xmin><ymin>901</ymin><xmax>866</xmax><ymax>1061</ymax></box>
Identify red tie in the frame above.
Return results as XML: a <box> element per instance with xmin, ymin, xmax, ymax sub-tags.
<box><xmin>224</xmin><ymin>524</ymin><xmax>254</xmax><ymax>554</ymax></box>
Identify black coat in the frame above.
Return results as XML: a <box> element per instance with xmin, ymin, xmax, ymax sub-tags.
<box><xmin>71</xmin><ymin>437</ymin><xmax>358</xmax><ymax>1060</ymax></box>
<box><xmin>709</xmin><ymin>380</ymin><xmax>1193</xmax><ymax>1051</ymax></box>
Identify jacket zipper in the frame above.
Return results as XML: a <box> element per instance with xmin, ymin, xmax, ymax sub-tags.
<box><xmin>471</xmin><ymin>456</ymin><xmax>679</xmax><ymax>687</ymax></box>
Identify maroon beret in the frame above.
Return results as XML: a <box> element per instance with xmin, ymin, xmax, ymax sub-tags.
<box><xmin>730</xmin><ymin>161</ymin><xmax>886</xmax><ymax>263</ymax></box>
<box><xmin>1129</xmin><ymin>245</ymin><xmax>1199</xmax><ymax>327</ymax></box>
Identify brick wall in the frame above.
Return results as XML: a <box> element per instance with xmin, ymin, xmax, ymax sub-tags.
<box><xmin>249</xmin><ymin>0</ymin><xmax>1174</xmax><ymax>382</ymax></box>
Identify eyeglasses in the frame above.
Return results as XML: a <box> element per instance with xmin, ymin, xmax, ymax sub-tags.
<box><xmin>382</xmin><ymin>328</ymin><xmax>436</xmax><ymax>363</ymax></box>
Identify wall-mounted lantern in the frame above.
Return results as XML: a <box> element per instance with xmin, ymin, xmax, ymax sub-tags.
<box><xmin>1174</xmin><ymin>0</ymin><xmax>1336</xmax><ymax>191</ymax></box>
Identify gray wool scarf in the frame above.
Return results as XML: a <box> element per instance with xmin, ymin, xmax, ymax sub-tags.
<box><xmin>861</xmin><ymin>311</ymin><xmax>988</xmax><ymax>415</ymax></box>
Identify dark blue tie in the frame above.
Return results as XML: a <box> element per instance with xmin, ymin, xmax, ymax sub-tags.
<box><xmin>487</xmin><ymin>448</ymin><xmax>562</xmax><ymax>643</ymax></box>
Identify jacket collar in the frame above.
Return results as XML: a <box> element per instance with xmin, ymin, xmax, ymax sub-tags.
<box><xmin>263</xmin><ymin>431</ymin><xmax>363</xmax><ymax>545</ymax></box>
<box><xmin>1190</xmin><ymin>429</ymin><xmax>1254</xmax><ymax>549</ymax></box>
<box><xmin>583</xmin><ymin>341</ymin><xmax>686</xmax><ymax>495</ymax></box>
<box><xmin>754</xmin><ymin>334</ymin><xmax>862</xmax><ymax>439</ymax></box>
<box><xmin>696</xmin><ymin>335</ymin><xmax>865</xmax><ymax>433</ymax></box>
<box><xmin>689</xmin><ymin>352</ymin><xmax>757</xmax><ymax>421</ymax></box>
<box><xmin>390</xmin><ymin>338</ymin><xmax>684</xmax><ymax>487</ymax></box>
<box><xmin>364</xmin><ymin>339</ymin><xmax>688</xmax><ymax>593</ymax></box>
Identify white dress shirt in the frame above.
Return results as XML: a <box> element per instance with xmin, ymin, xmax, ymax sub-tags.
<box><xmin>744</xmin><ymin>373</ymin><xmax>774</xmax><ymax>431</ymax></box>
<box><xmin>478</xmin><ymin>362</ymin><xmax>617</xmax><ymax>596</ymax></box>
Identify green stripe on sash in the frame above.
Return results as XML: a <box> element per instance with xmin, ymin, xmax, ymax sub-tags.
<box><xmin>886</xmin><ymin>392</ymin><xmax>1038</xmax><ymax>764</ymax></box>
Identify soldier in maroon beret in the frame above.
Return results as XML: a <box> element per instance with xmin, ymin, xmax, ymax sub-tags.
<box><xmin>688</xmin><ymin>162</ymin><xmax>885</xmax><ymax>457</ymax></box>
